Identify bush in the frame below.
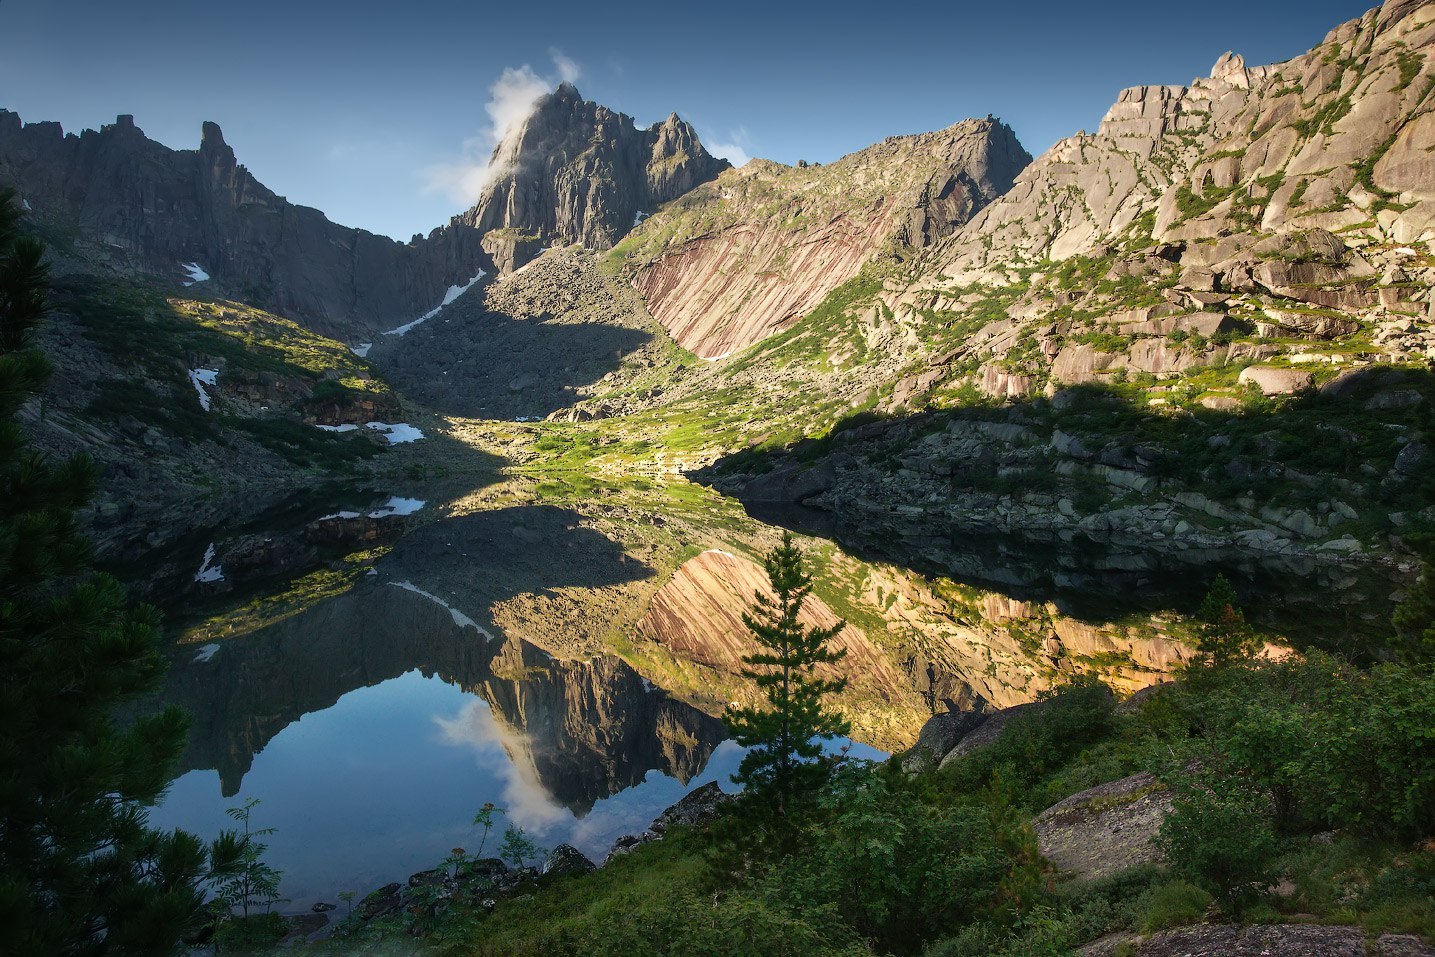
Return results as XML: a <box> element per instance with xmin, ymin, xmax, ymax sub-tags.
<box><xmin>770</xmin><ymin>768</ymin><xmax>1022</xmax><ymax>954</ymax></box>
<box><xmin>539</xmin><ymin>888</ymin><xmax>872</xmax><ymax>957</ymax></box>
<box><xmin>1157</xmin><ymin>781</ymin><xmax>1280</xmax><ymax>917</ymax></box>
<box><xmin>1139</xmin><ymin>879</ymin><xmax>1213</xmax><ymax>932</ymax></box>
<box><xmin>942</xmin><ymin>675</ymin><xmax>1116</xmax><ymax>807</ymax></box>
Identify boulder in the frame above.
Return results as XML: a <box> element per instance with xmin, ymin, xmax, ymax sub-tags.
<box><xmin>1238</xmin><ymin>366</ymin><xmax>1315</xmax><ymax>395</ymax></box>
<box><xmin>1033</xmin><ymin>772</ymin><xmax>1173</xmax><ymax>879</ymax></box>
<box><xmin>742</xmin><ymin>461</ymin><xmax>837</xmax><ymax>504</ymax></box>
<box><xmin>937</xmin><ymin>687</ymin><xmax>1115</xmax><ymax>770</ymax></box>
<box><xmin>901</xmin><ymin>709</ymin><xmax>988</xmax><ymax>771</ymax></box>
<box><xmin>1081</xmin><ymin>924</ymin><xmax>1435</xmax><ymax>957</ymax></box>
<box><xmin>650</xmin><ymin>781</ymin><xmax>733</xmax><ymax>833</ymax></box>
<box><xmin>542</xmin><ymin>843</ymin><xmax>596</xmax><ymax>877</ymax></box>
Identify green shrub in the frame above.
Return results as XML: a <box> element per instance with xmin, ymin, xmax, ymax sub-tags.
<box><xmin>1157</xmin><ymin>781</ymin><xmax>1280</xmax><ymax>917</ymax></box>
<box><xmin>1139</xmin><ymin>879</ymin><xmax>1213</xmax><ymax>932</ymax></box>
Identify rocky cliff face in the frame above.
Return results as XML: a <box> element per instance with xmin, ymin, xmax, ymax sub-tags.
<box><xmin>372</xmin><ymin>248</ymin><xmax>683</xmax><ymax>420</ymax></box>
<box><xmin>0</xmin><ymin>111</ymin><xmax>487</xmax><ymax>340</ymax></box>
<box><xmin>931</xmin><ymin>0</ymin><xmax>1435</xmax><ymax>285</ymax></box>
<box><xmin>458</xmin><ymin>83</ymin><xmax>728</xmax><ymax>274</ymax></box>
<box><xmin>617</xmin><ymin>119</ymin><xmax>1030</xmax><ymax>358</ymax></box>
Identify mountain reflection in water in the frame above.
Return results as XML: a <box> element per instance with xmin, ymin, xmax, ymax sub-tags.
<box><xmin>146</xmin><ymin>503</ymin><xmax>742</xmax><ymax>907</ymax></box>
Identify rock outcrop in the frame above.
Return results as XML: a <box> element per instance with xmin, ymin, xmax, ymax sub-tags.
<box><xmin>0</xmin><ymin>111</ymin><xmax>487</xmax><ymax>340</ymax></box>
<box><xmin>1081</xmin><ymin>924</ymin><xmax>1435</xmax><ymax>957</ymax></box>
<box><xmin>620</xmin><ymin>119</ymin><xmax>1030</xmax><ymax>358</ymax></box>
<box><xmin>933</xmin><ymin>0</ymin><xmax>1435</xmax><ymax>285</ymax></box>
<box><xmin>458</xmin><ymin>83</ymin><xmax>728</xmax><ymax>273</ymax></box>
<box><xmin>1033</xmin><ymin>772</ymin><xmax>1173</xmax><ymax>879</ymax></box>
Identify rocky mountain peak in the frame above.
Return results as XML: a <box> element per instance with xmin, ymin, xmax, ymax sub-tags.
<box><xmin>459</xmin><ymin>86</ymin><xmax>729</xmax><ymax>273</ymax></box>
<box><xmin>199</xmin><ymin>120</ymin><xmax>235</xmax><ymax>166</ymax></box>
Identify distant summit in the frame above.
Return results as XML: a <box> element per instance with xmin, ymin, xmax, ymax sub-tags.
<box><xmin>459</xmin><ymin>84</ymin><xmax>729</xmax><ymax>273</ymax></box>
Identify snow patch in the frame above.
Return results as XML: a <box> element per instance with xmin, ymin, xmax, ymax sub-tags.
<box><xmin>705</xmin><ymin>549</ymin><xmax>738</xmax><ymax>559</ymax></box>
<box><xmin>192</xmin><ymin>643</ymin><xmax>220</xmax><ymax>663</ymax></box>
<box><xmin>315</xmin><ymin>423</ymin><xmax>359</xmax><ymax>433</ymax></box>
<box><xmin>633</xmin><ymin>210</ymin><xmax>648</xmax><ymax>227</ymax></box>
<box><xmin>701</xmin><ymin>350</ymin><xmax>737</xmax><ymax>363</ymax></box>
<box><xmin>321</xmin><ymin>496</ymin><xmax>427</xmax><ymax>521</ymax></box>
<box><xmin>194</xmin><ymin>543</ymin><xmax>224</xmax><ymax>583</ymax></box>
<box><xmin>389</xmin><ymin>580</ymin><xmax>491</xmax><ymax>637</ymax></box>
<box><xmin>367</xmin><ymin>422</ymin><xmax>424</xmax><ymax>444</ymax></box>
<box><xmin>180</xmin><ymin>262</ymin><xmax>210</xmax><ymax>286</ymax></box>
<box><xmin>351</xmin><ymin>342</ymin><xmax>373</xmax><ymax>358</ymax></box>
<box><xmin>383</xmin><ymin>270</ymin><xmax>487</xmax><ymax>336</ymax></box>
<box><xmin>371</xmin><ymin>496</ymin><xmax>426</xmax><ymax>517</ymax></box>
<box><xmin>187</xmin><ymin>368</ymin><xmax>219</xmax><ymax>411</ymax></box>
<box><xmin>21</xmin><ymin>198</ymin><xmax>32</xmax><ymax>211</ymax></box>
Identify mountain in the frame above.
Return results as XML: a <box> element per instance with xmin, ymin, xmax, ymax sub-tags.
<box><xmin>697</xmin><ymin>0</ymin><xmax>1435</xmax><ymax>589</ymax></box>
<box><xmin>612</xmin><ymin>118</ymin><xmax>1030</xmax><ymax>359</ymax></box>
<box><xmin>457</xmin><ymin>83</ymin><xmax>729</xmax><ymax>274</ymax></box>
<box><xmin>0</xmin><ymin>111</ymin><xmax>487</xmax><ymax>340</ymax></box>
<box><xmin>929</xmin><ymin>0</ymin><xmax>1435</xmax><ymax>287</ymax></box>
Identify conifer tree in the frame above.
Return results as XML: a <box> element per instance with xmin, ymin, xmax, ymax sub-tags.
<box><xmin>725</xmin><ymin>533</ymin><xmax>850</xmax><ymax>813</ymax></box>
<box><xmin>0</xmin><ymin>188</ymin><xmax>236</xmax><ymax>954</ymax></box>
<box><xmin>1392</xmin><ymin>555</ymin><xmax>1435</xmax><ymax>665</ymax></box>
<box><xmin>1191</xmin><ymin>574</ymin><xmax>1260</xmax><ymax>668</ymax></box>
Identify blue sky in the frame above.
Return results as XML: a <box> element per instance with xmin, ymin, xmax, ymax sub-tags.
<box><xmin>1</xmin><ymin>0</ymin><xmax>1374</xmax><ymax>240</ymax></box>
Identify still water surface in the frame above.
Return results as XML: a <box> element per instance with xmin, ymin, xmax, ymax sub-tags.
<box><xmin>140</xmin><ymin>491</ymin><xmax>882</xmax><ymax>908</ymax></box>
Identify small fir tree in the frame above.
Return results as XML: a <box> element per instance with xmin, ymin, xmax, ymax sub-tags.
<box><xmin>724</xmin><ymin>533</ymin><xmax>851</xmax><ymax>813</ymax></box>
<box><xmin>1191</xmin><ymin>575</ymin><xmax>1260</xmax><ymax>668</ymax></box>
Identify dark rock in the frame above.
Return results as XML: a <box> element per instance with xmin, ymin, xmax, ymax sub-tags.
<box><xmin>357</xmin><ymin>882</ymin><xmax>403</xmax><ymax>920</ymax></box>
<box><xmin>651</xmin><ymin>781</ymin><xmax>734</xmax><ymax>833</ymax></box>
<box><xmin>1395</xmin><ymin>441</ymin><xmax>1428</xmax><ymax>475</ymax></box>
<box><xmin>0</xmin><ymin>109</ymin><xmax>487</xmax><ymax>341</ymax></box>
<box><xmin>741</xmin><ymin>461</ymin><xmax>837</xmax><ymax>504</ymax></box>
<box><xmin>280</xmin><ymin>912</ymin><xmax>329</xmax><ymax>943</ymax></box>
<box><xmin>408</xmin><ymin>867</ymin><xmax>447</xmax><ymax>888</ymax></box>
<box><xmin>311</xmin><ymin>901</ymin><xmax>336</xmax><ymax>913</ymax></box>
<box><xmin>901</xmin><ymin>709</ymin><xmax>988</xmax><ymax>771</ymax></box>
<box><xmin>542</xmin><ymin>843</ymin><xmax>596</xmax><ymax>877</ymax></box>
<box><xmin>939</xmin><ymin>686</ymin><xmax>1115</xmax><ymax>770</ymax></box>
<box><xmin>1082</xmin><ymin>923</ymin><xmax>1430</xmax><ymax>956</ymax></box>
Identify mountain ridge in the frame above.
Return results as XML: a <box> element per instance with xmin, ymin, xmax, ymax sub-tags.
<box><xmin>0</xmin><ymin>110</ymin><xmax>489</xmax><ymax>340</ymax></box>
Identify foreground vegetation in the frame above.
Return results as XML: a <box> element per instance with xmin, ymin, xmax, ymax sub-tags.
<box><xmin>298</xmin><ymin>553</ymin><xmax>1434</xmax><ymax>957</ymax></box>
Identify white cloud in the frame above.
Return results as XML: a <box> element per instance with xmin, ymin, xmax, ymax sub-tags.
<box><xmin>549</xmin><ymin>47</ymin><xmax>581</xmax><ymax>85</ymax></box>
<box><xmin>703</xmin><ymin>126</ymin><xmax>753</xmax><ymax>168</ymax></box>
<box><xmin>435</xmin><ymin>699</ymin><xmax>571</xmax><ymax>836</ymax></box>
<box><xmin>422</xmin><ymin>49</ymin><xmax>583</xmax><ymax>206</ymax></box>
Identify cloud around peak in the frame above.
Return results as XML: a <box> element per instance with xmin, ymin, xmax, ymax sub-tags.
<box><xmin>423</xmin><ymin>49</ymin><xmax>582</xmax><ymax>206</ymax></box>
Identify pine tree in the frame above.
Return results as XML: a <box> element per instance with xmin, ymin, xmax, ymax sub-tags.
<box><xmin>1191</xmin><ymin>575</ymin><xmax>1260</xmax><ymax>668</ymax></box>
<box><xmin>725</xmin><ymin>533</ymin><xmax>850</xmax><ymax>813</ymax></box>
<box><xmin>0</xmin><ymin>187</ymin><xmax>232</xmax><ymax>954</ymax></box>
<box><xmin>1392</xmin><ymin>556</ymin><xmax>1435</xmax><ymax>664</ymax></box>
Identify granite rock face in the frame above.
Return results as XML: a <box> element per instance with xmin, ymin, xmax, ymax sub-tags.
<box><xmin>458</xmin><ymin>83</ymin><xmax>728</xmax><ymax>273</ymax></box>
<box><xmin>931</xmin><ymin>0</ymin><xmax>1435</xmax><ymax>287</ymax></box>
<box><xmin>0</xmin><ymin>111</ymin><xmax>488</xmax><ymax>341</ymax></box>
<box><xmin>620</xmin><ymin>118</ymin><xmax>1031</xmax><ymax>358</ymax></box>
